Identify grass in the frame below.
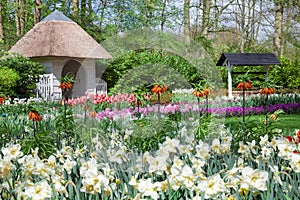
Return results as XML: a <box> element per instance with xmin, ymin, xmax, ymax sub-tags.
<box><xmin>224</xmin><ymin>113</ymin><xmax>300</xmax><ymax>135</ymax></box>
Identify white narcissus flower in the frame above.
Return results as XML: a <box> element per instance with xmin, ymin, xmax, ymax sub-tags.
<box><xmin>2</xmin><ymin>144</ymin><xmax>23</xmax><ymax>161</ymax></box>
<box><xmin>24</xmin><ymin>180</ymin><xmax>52</xmax><ymax>200</ymax></box>
<box><xmin>259</xmin><ymin>135</ymin><xmax>269</xmax><ymax>147</ymax></box>
<box><xmin>225</xmin><ymin>167</ymin><xmax>240</xmax><ymax>190</ymax></box>
<box><xmin>269</xmin><ymin>165</ymin><xmax>282</xmax><ymax>185</ymax></box>
<box><xmin>63</xmin><ymin>158</ymin><xmax>77</xmax><ymax>174</ymax></box>
<box><xmin>0</xmin><ymin>159</ymin><xmax>16</xmax><ymax>179</ymax></box>
<box><xmin>180</xmin><ymin>165</ymin><xmax>196</xmax><ymax>189</ymax></box>
<box><xmin>240</xmin><ymin>166</ymin><xmax>268</xmax><ymax>191</ymax></box>
<box><xmin>247</xmin><ymin>140</ymin><xmax>257</xmax><ymax>154</ymax></box>
<box><xmin>238</xmin><ymin>142</ymin><xmax>250</xmax><ymax>157</ymax></box>
<box><xmin>261</xmin><ymin>146</ymin><xmax>273</xmax><ymax>161</ymax></box>
<box><xmin>148</xmin><ymin>155</ymin><xmax>168</xmax><ymax>175</ymax></box>
<box><xmin>51</xmin><ymin>174</ymin><xmax>68</xmax><ymax>197</ymax></box>
<box><xmin>137</xmin><ymin>178</ymin><xmax>160</xmax><ymax>200</ymax></box>
<box><xmin>161</xmin><ymin>137</ymin><xmax>180</xmax><ymax>153</ymax></box>
<box><xmin>290</xmin><ymin>153</ymin><xmax>300</xmax><ymax>173</ymax></box>
<box><xmin>211</xmin><ymin>138</ymin><xmax>221</xmax><ymax>154</ymax></box>
<box><xmin>170</xmin><ymin>156</ymin><xmax>184</xmax><ymax>176</ymax></box>
<box><xmin>277</xmin><ymin>142</ymin><xmax>296</xmax><ymax>159</ymax></box>
<box><xmin>80</xmin><ymin>170</ymin><xmax>109</xmax><ymax>195</ymax></box>
<box><xmin>197</xmin><ymin>173</ymin><xmax>227</xmax><ymax>199</ymax></box>
<box><xmin>195</xmin><ymin>141</ymin><xmax>211</xmax><ymax>160</ymax></box>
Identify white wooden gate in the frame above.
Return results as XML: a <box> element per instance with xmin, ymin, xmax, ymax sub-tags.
<box><xmin>36</xmin><ymin>73</ymin><xmax>62</xmax><ymax>100</ymax></box>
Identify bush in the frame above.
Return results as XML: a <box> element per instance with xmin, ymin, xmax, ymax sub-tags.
<box><xmin>0</xmin><ymin>52</ymin><xmax>45</xmax><ymax>98</ymax></box>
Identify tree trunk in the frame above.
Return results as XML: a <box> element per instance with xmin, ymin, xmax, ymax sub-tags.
<box><xmin>160</xmin><ymin>0</ymin><xmax>167</xmax><ymax>31</ymax></box>
<box><xmin>72</xmin><ymin>0</ymin><xmax>78</xmax><ymax>18</ymax></box>
<box><xmin>183</xmin><ymin>0</ymin><xmax>190</xmax><ymax>44</ymax></box>
<box><xmin>274</xmin><ymin>2</ymin><xmax>283</xmax><ymax>57</ymax></box>
<box><xmin>99</xmin><ymin>0</ymin><xmax>107</xmax><ymax>29</ymax></box>
<box><xmin>15</xmin><ymin>0</ymin><xmax>20</xmax><ymax>36</ymax></box>
<box><xmin>19</xmin><ymin>0</ymin><xmax>25</xmax><ymax>35</ymax></box>
<box><xmin>202</xmin><ymin>0</ymin><xmax>211</xmax><ymax>37</ymax></box>
<box><xmin>34</xmin><ymin>0</ymin><xmax>42</xmax><ymax>25</ymax></box>
<box><xmin>239</xmin><ymin>0</ymin><xmax>246</xmax><ymax>53</ymax></box>
<box><xmin>0</xmin><ymin>1</ymin><xmax>3</xmax><ymax>41</ymax></box>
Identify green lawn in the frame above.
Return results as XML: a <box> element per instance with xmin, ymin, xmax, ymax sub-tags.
<box><xmin>224</xmin><ymin>113</ymin><xmax>300</xmax><ymax>135</ymax></box>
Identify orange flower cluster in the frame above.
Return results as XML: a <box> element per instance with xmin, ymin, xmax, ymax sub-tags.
<box><xmin>260</xmin><ymin>87</ymin><xmax>275</xmax><ymax>95</ymax></box>
<box><xmin>237</xmin><ymin>81</ymin><xmax>252</xmax><ymax>90</ymax></box>
<box><xmin>193</xmin><ymin>88</ymin><xmax>210</xmax><ymax>98</ymax></box>
<box><xmin>59</xmin><ymin>82</ymin><xmax>73</xmax><ymax>90</ymax></box>
<box><xmin>89</xmin><ymin>111</ymin><xmax>97</xmax><ymax>118</ymax></box>
<box><xmin>151</xmin><ymin>84</ymin><xmax>168</xmax><ymax>94</ymax></box>
<box><xmin>28</xmin><ymin>110</ymin><xmax>42</xmax><ymax>122</ymax></box>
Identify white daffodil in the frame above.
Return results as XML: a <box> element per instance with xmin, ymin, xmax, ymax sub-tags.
<box><xmin>197</xmin><ymin>173</ymin><xmax>227</xmax><ymax>199</ymax></box>
<box><xmin>240</xmin><ymin>166</ymin><xmax>268</xmax><ymax>191</ymax></box>
<box><xmin>290</xmin><ymin>153</ymin><xmax>300</xmax><ymax>173</ymax></box>
<box><xmin>195</xmin><ymin>142</ymin><xmax>211</xmax><ymax>160</ymax></box>
<box><xmin>269</xmin><ymin>165</ymin><xmax>282</xmax><ymax>185</ymax></box>
<box><xmin>277</xmin><ymin>142</ymin><xmax>296</xmax><ymax>159</ymax></box>
<box><xmin>259</xmin><ymin>135</ymin><xmax>269</xmax><ymax>147</ymax></box>
<box><xmin>63</xmin><ymin>158</ymin><xmax>76</xmax><ymax>174</ymax></box>
<box><xmin>137</xmin><ymin>178</ymin><xmax>160</xmax><ymax>200</ymax></box>
<box><xmin>180</xmin><ymin>165</ymin><xmax>196</xmax><ymax>189</ymax></box>
<box><xmin>238</xmin><ymin>142</ymin><xmax>250</xmax><ymax>157</ymax></box>
<box><xmin>211</xmin><ymin>138</ymin><xmax>221</xmax><ymax>154</ymax></box>
<box><xmin>148</xmin><ymin>155</ymin><xmax>168</xmax><ymax>175</ymax></box>
<box><xmin>24</xmin><ymin>180</ymin><xmax>52</xmax><ymax>200</ymax></box>
<box><xmin>1</xmin><ymin>144</ymin><xmax>23</xmax><ymax>161</ymax></box>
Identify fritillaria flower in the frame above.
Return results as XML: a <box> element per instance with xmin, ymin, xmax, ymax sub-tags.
<box><xmin>151</xmin><ymin>84</ymin><xmax>168</xmax><ymax>94</ymax></box>
<box><xmin>260</xmin><ymin>87</ymin><xmax>275</xmax><ymax>95</ymax></box>
<box><xmin>28</xmin><ymin>110</ymin><xmax>42</xmax><ymax>122</ymax></box>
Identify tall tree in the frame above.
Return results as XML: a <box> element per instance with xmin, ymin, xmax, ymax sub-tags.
<box><xmin>0</xmin><ymin>0</ymin><xmax>3</xmax><ymax>41</ymax></box>
<box><xmin>274</xmin><ymin>0</ymin><xmax>284</xmax><ymax>57</ymax></box>
<box><xmin>72</xmin><ymin>0</ymin><xmax>78</xmax><ymax>18</ymax></box>
<box><xmin>34</xmin><ymin>0</ymin><xmax>42</xmax><ymax>25</ymax></box>
<box><xmin>15</xmin><ymin>0</ymin><xmax>20</xmax><ymax>37</ymax></box>
<box><xmin>183</xmin><ymin>0</ymin><xmax>191</xmax><ymax>44</ymax></box>
<box><xmin>201</xmin><ymin>0</ymin><xmax>211</xmax><ymax>37</ymax></box>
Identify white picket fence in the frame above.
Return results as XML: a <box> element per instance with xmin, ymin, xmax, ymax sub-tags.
<box><xmin>36</xmin><ymin>74</ymin><xmax>107</xmax><ymax>100</ymax></box>
<box><xmin>36</xmin><ymin>73</ymin><xmax>62</xmax><ymax>100</ymax></box>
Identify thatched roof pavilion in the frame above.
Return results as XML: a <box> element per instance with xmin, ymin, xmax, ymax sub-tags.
<box><xmin>9</xmin><ymin>10</ymin><xmax>112</xmax><ymax>99</ymax></box>
<box><xmin>9</xmin><ymin>10</ymin><xmax>111</xmax><ymax>59</ymax></box>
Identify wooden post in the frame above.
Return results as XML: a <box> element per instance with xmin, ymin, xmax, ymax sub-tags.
<box><xmin>264</xmin><ymin>65</ymin><xmax>270</xmax><ymax>80</ymax></box>
<box><xmin>226</xmin><ymin>62</ymin><xmax>233</xmax><ymax>98</ymax></box>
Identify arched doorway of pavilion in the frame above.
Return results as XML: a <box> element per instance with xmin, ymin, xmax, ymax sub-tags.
<box><xmin>61</xmin><ymin>60</ymin><xmax>86</xmax><ymax>98</ymax></box>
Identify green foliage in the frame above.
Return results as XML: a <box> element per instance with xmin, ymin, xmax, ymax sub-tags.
<box><xmin>103</xmin><ymin>50</ymin><xmax>200</xmax><ymax>94</ymax></box>
<box><xmin>0</xmin><ymin>53</ymin><xmax>45</xmax><ymax>98</ymax></box>
<box><xmin>269</xmin><ymin>57</ymin><xmax>300</xmax><ymax>89</ymax></box>
<box><xmin>0</xmin><ymin>66</ymin><xmax>20</xmax><ymax>96</ymax></box>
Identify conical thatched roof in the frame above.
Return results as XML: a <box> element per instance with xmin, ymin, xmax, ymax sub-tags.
<box><xmin>9</xmin><ymin>10</ymin><xmax>112</xmax><ymax>59</ymax></box>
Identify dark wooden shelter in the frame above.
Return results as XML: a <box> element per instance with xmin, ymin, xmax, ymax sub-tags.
<box><xmin>216</xmin><ymin>53</ymin><xmax>281</xmax><ymax>97</ymax></box>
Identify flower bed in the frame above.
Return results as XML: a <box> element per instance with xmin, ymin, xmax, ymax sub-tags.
<box><xmin>1</xmin><ymin>129</ymin><xmax>300</xmax><ymax>199</ymax></box>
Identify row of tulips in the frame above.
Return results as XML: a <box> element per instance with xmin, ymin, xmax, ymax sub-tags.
<box><xmin>72</xmin><ymin>102</ymin><xmax>300</xmax><ymax>120</ymax></box>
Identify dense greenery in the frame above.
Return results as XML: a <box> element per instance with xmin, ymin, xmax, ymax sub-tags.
<box><xmin>0</xmin><ymin>53</ymin><xmax>45</xmax><ymax>98</ymax></box>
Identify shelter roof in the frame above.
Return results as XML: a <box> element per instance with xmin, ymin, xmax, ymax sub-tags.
<box><xmin>9</xmin><ymin>10</ymin><xmax>112</xmax><ymax>60</ymax></box>
<box><xmin>216</xmin><ymin>53</ymin><xmax>281</xmax><ymax>66</ymax></box>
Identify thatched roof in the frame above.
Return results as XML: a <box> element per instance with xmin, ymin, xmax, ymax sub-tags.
<box><xmin>9</xmin><ymin>10</ymin><xmax>112</xmax><ymax>60</ymax></box>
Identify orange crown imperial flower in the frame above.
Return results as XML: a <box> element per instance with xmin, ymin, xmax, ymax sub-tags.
<box><xmin>151</xmin><ymin>84</ymin><xmax>168</xmax><ymax>94</ymax></box>
<box><xmin>59</xmin><ymin>82</ymin><xmax>73</xmax><ymax>89</ymax></box>
<box><xmin>237</xmin><ymin>81</ymin><xmax>252</xmax><ymax>90</ymax></box>
<box><xmin>28</xmin><ymin>110</ymin><xmax>42</xmax><ymax>122</ymax></box>
<box><xmin>260</xmin><ymin>87</ymin><xmax>275</xmax><ymax>95</ymax></box>
<box><xmin>193</xmin><ymin>90</ymin><xmax>204</xmax><ymax>97</ymax></box>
